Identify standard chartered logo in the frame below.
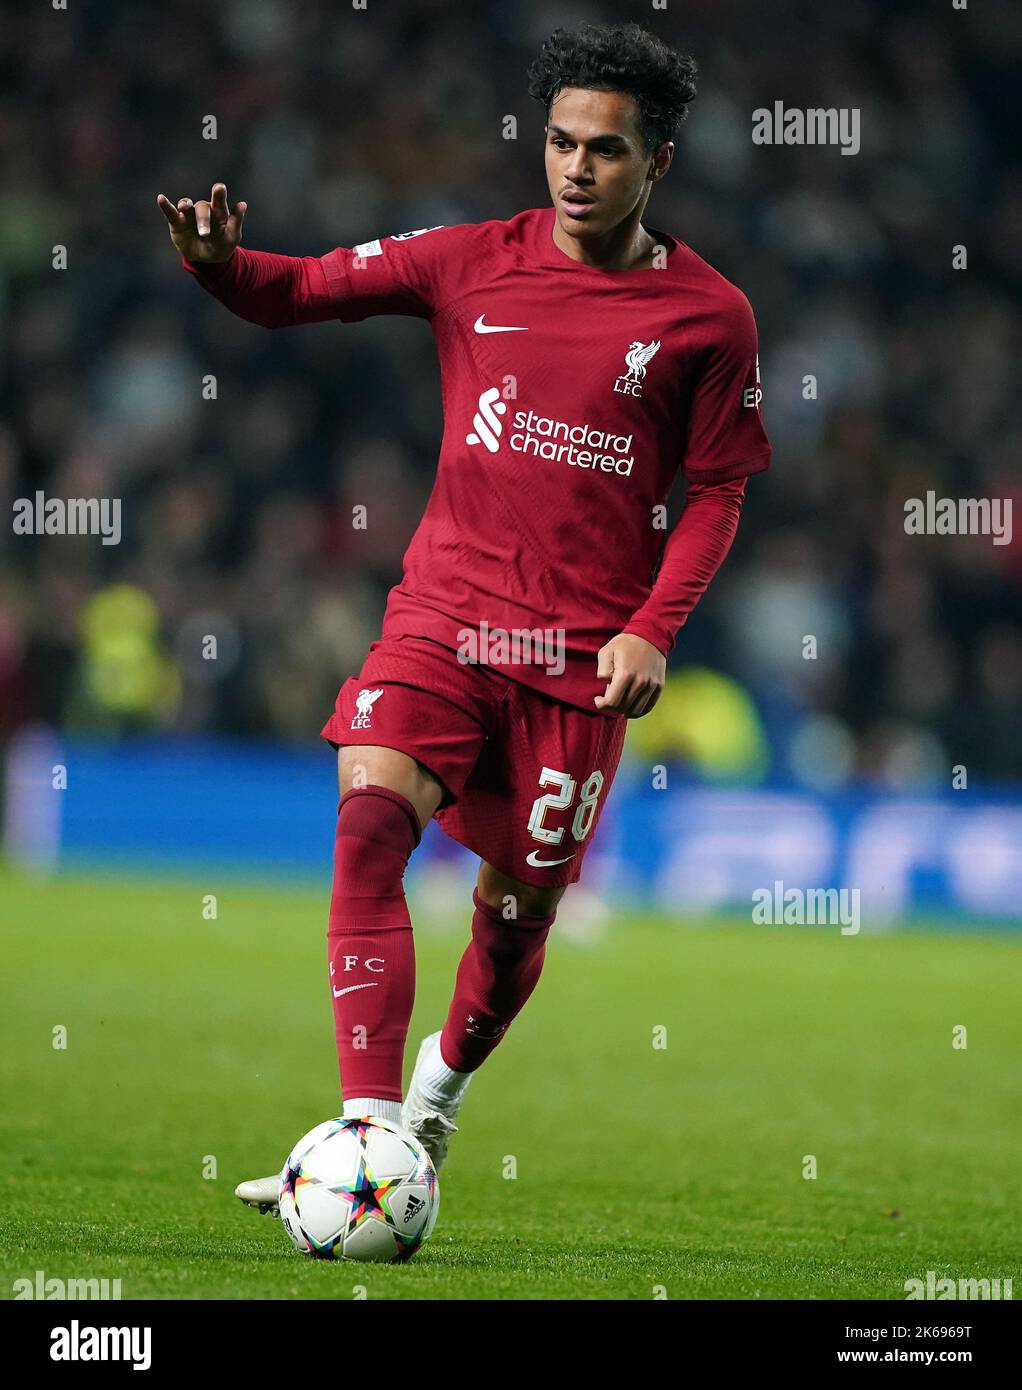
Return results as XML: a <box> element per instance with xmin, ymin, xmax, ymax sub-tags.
<box><xmin>465</xmin><ymin>387</ymin><xmax>507</xmax><ymax>453</ymax></box>
<box><xmin>465</xmin><ymin>388</ymin><xmax>636</xmax><ymax>476</ymax></box>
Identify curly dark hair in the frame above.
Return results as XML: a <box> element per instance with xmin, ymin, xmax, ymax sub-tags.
<box><xmin>526</xmin><ymin>23</ymin><xmax>698</xmax><ymax>153</ymax></box>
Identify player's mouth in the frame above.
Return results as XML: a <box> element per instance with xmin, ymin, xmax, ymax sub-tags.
<box><xmin>560</xmin><ymin>190</ymin><xmax>597</xmax><ymax>220</ymax></box>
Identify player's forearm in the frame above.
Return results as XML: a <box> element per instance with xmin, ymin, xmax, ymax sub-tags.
<box><xmin>622</xmin><ymin>477</ymin><xmax>747</xmax><ymax>655</ymax></box>
<box><xmin>182</xmin><ymin>247</ymin><xmax>337</xmax><ymax>328</ymax></box>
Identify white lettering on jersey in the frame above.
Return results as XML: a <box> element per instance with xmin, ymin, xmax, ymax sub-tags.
<box><xmin>743</xmin><ymin>354</ymin><xmax>763</xmax><ymax>408</ymax></box>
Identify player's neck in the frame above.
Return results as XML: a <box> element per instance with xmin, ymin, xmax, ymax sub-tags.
<box><xmin>550</xmin><ymin>209</ymin><xmax>658</xmax><ymax>272</ymax></box>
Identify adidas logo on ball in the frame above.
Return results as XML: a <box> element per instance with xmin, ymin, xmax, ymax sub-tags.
<box><xmin>403</xmin><ymin>1195</ymin><xmax>426</xmax><ymax>1224</ymax></box>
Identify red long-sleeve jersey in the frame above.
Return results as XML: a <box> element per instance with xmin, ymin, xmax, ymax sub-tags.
<box><xmin>186</xmin><ymin>207</ymin><xmax>769</xmax><ymax>708</ymax></box>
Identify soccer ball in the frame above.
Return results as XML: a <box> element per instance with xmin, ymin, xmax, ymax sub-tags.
<box><xmin>278</xmin><ymin>1116</ymin><xmax>439</xmax><ymax>1263</ymax></box>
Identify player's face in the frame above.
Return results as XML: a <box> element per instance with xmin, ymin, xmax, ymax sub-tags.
<box><xmin>544</xmin><ymin>87</ymin><xmax>671</xmax><ymax>242</ymax></box>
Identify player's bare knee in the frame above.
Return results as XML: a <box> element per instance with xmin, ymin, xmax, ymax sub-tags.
<box><xmin>337</xmin><ymin>746</ymin><xmax>443</xmax><ymax>828</ymax></box>
<box><xmin>477</xmin><ymin>863</ymin><xmax>565</xmax><ymax>918</ymax></box>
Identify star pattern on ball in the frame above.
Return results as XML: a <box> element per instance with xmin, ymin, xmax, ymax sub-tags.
<box><xmin>328</xmin><ymin>1120</ymin><xmax>402</xmax><ymax>1234</ymax></box>
<box><xmin>280</xmin><ymin>1161</ymin><xmax>302</xmax><ymax>1202</ymax></box>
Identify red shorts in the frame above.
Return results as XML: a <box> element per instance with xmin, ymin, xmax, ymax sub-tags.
<box><xmin>320</xmin><ymin>635</ymin><xmax>626</xmax><ymax>888</ymax></box>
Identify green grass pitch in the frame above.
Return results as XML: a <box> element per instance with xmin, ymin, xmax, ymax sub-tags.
<box><xmin>1</xmin><ymin>864</ymin><xmax>1018</xmax><ymax>1300</ymax></box>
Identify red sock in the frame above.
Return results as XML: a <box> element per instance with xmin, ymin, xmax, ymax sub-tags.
<box><xmin>327</xmin><ymin>785</ymin><xmax>420</xmax><ymax>1103</ymax></box>
<box><xmin>440</xmin><ymin>889</ymin><xmax>555</xmax><ymax>1072</ymax></box>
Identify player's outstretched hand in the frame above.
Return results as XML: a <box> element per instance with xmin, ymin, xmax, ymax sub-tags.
<box><xmin>594</xmin><ymin>633</ymin><xmax>667</xmax><ymax>718</ymax></box>
<box><xmin>156</xmin><ymin>182</ymin><xmax>247</xmax><ymax>263</ymax></box>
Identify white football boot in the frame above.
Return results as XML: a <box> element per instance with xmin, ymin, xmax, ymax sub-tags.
<box><xmin>401</xmin><ymin>1031</ymin><xmax>470</xmax><ymax>1174</ymax></box>
<box><xmin>235</xmin><ymin>1175</ymin><xmax>281</xmax><ymax>1216</ymax></box>
<box><xmin>236</xmin><ymin>1032</ymin><xmax>468</xmax><ymax>1212</ymax></box>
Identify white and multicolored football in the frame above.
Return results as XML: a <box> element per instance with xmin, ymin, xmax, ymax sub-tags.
<box><xmin>278</xmin><ymin>1116</ymin><xmax>439</xmax><ymax>1263</ymax></box>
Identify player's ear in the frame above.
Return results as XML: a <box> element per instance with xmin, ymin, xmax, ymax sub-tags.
<box><xmin>650</xmin><ymin>141</ymin><xmax>674</xmax><ymax>180</ymax></box>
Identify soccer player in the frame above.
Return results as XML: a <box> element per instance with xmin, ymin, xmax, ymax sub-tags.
<box><xmin>157</xmin><ymin>22</ymin><xmax>770</xmax><ymax>1213</ymax></box>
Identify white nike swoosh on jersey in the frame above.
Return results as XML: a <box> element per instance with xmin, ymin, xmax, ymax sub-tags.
<box><xmin>526</xmin><ymin>850</ymin><xmax>574</xmax><ymax>868</ymax></box>
<box><xmin>332</xmin><ymin>982</ymin><xmax>379</xmax><ymax>998</ymax></box>
<box><xmin>474</xmin><ymin>315</ymin><xmax>529</xmax><ymax>334</ymax></box>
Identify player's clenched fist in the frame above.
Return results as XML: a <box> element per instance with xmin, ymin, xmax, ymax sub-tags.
<box><xmin>155</xmin><ymin>182</ymin><xmax>247</xmax><ymax>263</ymax></box>
<box><xmin>594</xmin><ymin>633</ymin><xmax>667</xmax><ymax>718</ymax></box>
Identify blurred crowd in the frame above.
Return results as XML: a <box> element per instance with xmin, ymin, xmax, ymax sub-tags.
<box><xmin>1</xmin><ymin>0</ymin><xmax>1019</xmax><ymax>786</ymax></box>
